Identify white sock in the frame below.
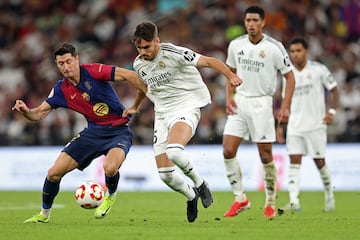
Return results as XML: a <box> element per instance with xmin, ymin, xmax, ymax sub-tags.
<box><xmin>263</xmin><ymin>161</ymin><xmax>277</xmax><ymax>207</ymax></box>
<box><xmin>288</xmin><ymin>163</ymin><xmax>300</xmax><ymax>204</ymax></box>
<box><xmin>166</xmin><ymin>144</ymin><xmax>203</xmax><ymax>187</ymax></box>
<box><xmin>224</xmin><ymin>157</ymin><xmax>246</xmax><ymax>202</ymax></box>
<box><xmin>319</xmin><ymin>165</ymin><xmax>333</xmax><ymax>199</ymax></box>
<box><xmin>41</xmin><ymin>208</ymin><xmax>51</xmax><ymax>218</ymax></box>
<box><xmin>158</xmin><ymin>167</ymin><xmax>196</xmax><ymax>200</ymax></box>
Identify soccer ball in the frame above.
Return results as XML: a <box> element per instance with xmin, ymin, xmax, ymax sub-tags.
<box><xmin>75</xmin><ymin>181</ymin><xmax>104</xmax><ymax>209</ymax></box>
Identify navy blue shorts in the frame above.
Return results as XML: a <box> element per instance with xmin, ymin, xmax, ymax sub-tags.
<box><xmin>62</xmin><ymin>124</ymin><xmax>133</xmax><ymax>170</ymax></box>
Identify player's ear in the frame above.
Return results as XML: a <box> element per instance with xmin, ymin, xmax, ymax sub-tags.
<box><xmin>154</xmin><ymin>37</ymin><xmax>160</xmax><ymax>44</ymax></box>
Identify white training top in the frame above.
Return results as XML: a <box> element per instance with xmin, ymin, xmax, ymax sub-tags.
<box><xmin>226</xmin><ymin>34</ymin><xmax>292</xmax><ymax>97</ymax></box>
<box><xmin>284</xmin><ymin>60</ymin><xmax>337</xmax><ymax>134</ymax></box>
<box><xmin>133</xmin><ymin>43</ymin><xmax>211</xmax><ymax>114</ymax></box>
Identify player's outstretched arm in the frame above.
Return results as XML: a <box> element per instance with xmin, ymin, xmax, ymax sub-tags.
<box><xmin>114</xmin><ymin>67</ymin><xmax>147</xmax><ymax>93</ymax></box>
<box><xmin>197</xmin><ymin>55</ymin><xmax>242</xmax><ymax>87</ymax></box>
<box><xmin>12</xmin><ymin>100</ymin><xmax>52</xmax><ymax>121</ymax></box>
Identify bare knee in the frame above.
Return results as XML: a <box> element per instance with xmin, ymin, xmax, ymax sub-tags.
<box><xmin>47</xmin><ymin>167</ymin><xmax>63</xmax><ymax>182</ymax></box>
<box><xmin>103</xmin><ymin>161</ymin><xmax>119</xmax><ymax>176</ymax></box>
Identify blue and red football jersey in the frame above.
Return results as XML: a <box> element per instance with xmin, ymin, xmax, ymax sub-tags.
<box><xmin>46</xmin><ymin>63</ymin><xmax>129</xmax><ymax>129</ymax></box>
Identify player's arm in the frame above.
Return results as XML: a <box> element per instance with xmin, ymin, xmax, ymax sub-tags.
<box><xmin>324</xmin><ymin>86</ymin><xmax>340</xmax><ymax>124</ymax></box>
<box><xmin>224</xmin><ymin>66</ymin><xmax>238</xmax><ymax>115</ymax></box>
<box><xmin>123</xmin><ymin>90</ymin><xmax>147</xmax><ymax>117</ymax></box>
<box><xmin>278</xmin><ymin>70</ymin><xmax>295</xmax><ymax>125</ymax></box>
<box><xmin>113</xmin><ymin>67</ymin><xmax>147</xmax><ymax>93</ymax></box>
<box><xmin>197</xmin><ymin>55</ymin><xmax>242</xmax><ymax>87</ymax></box>
<box><xmin>12</xmin><ymin>100</ymin><xmax>52</xmax><ymax>121</ymax></box>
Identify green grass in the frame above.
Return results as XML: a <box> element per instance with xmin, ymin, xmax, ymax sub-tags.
<box><xmin>0</xmin><ymin>191</ymin><xmax>359</xmax><ymax>240</ymax></box>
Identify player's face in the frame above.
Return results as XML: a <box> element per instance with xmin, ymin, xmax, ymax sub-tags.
<box><xmin>135</xmin><ymin>38</ymin><xmax>160</xmax><ymax>61</ymax></box>
<box><xmin>55</xmin><ymin>53</ymin><xmax>80</xmax><ymax>80</ymax></box>
<box><xmin>289</xmin><ymin>43</ymin><xmax>307</xmax><ymax>68</ymax></box>
<box><xmin>244</xmin><ymin>13</ymin><xmax>265</xmax><ymax>38</ymax></box>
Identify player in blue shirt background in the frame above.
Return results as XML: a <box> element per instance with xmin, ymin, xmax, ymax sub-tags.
<box><xmin>12</xmin><ymin>42</ymin><xmax>147</xmax><ymax>223</ymax></box>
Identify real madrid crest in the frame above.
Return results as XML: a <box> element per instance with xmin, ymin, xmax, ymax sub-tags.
<box><xmin>259</xmin><ymin>50</ymin><xmax>265</xmax><ymax>58</ymax></box>
<box><xmin>158</xmin><ymin>61</ymin><xmax>166</xmax><ymax>69</ymax></box>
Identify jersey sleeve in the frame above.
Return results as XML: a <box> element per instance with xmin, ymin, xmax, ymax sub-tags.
<box><xmin>226</xmin><ymin>41</ymin><xmax>236</xmax><ymax>68</ymax></box>
<box><xmin>320</xmin><ymin>64</ymin><xmax>337</xmax><ymax>90</ymax></box>
<box><xmin>81</xmin><ymin>63</ymin><xmax>115</xmax><ymax>81</ymax></box>
<box><xmin>45</xmin><ymin>81</ymin><xmax>67</xmax><ymax>109</ymax></box>
<box><xmin>274</xmin><ymin>43</ymin><xmax>293</xmax><ymax>75</ymax></box>
<box><xmin>174</xmin><ymin>45</ymin><xmax>201</xmax><ymax>67</ymax></box>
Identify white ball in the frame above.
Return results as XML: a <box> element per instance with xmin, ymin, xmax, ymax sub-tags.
<box><xmin>75</xmin><ymin>181</ymin><xmax>104</xmax><ymax>209</ymax></box>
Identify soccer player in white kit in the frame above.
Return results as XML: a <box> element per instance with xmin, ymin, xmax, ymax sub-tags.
<box><xmin>127</xmin><ymin>21</ymin><xmax>242</xmax><ymax>223</ymax></box>
<box><xmin>277</xmin><ymin>37</ymin><xmax>339</xmax><ymax>213</ymax></box>
<box><xmin>222</xmin><ymin>6</ymin><xmax>295</xmax><ymax>219</ymax></box>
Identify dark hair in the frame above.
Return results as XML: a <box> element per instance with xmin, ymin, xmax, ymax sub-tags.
<box><xmin>245</xmin><ymin>6</ymin><xmax>265</xmax><ymax>20</ymax></box>
<box><xmin>53</xmin><ymin>42</ymin><xmax>77</xmax><ymax>59</ymax></box>
<box><xmin>131</xmin><ymin>21</ymin><xmax>158</xmax><ymax>43</ymax></box>
<box><xmin>289</xmin><ymin>37</ymin><xmax>308</xmax><ymax>49</ymax></box>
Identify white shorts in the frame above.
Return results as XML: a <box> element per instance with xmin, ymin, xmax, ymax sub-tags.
<box><xmin>286</xmin><ymin>127</ymin><xmax>327</xmax><ymax>158</ymax></box>
<box><xmin>153</xmin><ymin>108</ymin><xmax>201</xmax><ymax>155</ymax></box>
<box><xmin>223</xmin><ymin>95</ymin><xmax>275</xmax><ymax>143</ymax></box>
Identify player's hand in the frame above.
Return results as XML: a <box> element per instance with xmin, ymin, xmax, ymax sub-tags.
<box><xmin>12</xmin><ymin>100</ymin><xmax>29</xmax><ymax>114</ymax></box>
<box><xmin>277</xmin><ymin>107</ymin><xmax>290</xmax><ymax>125</ymax></box>
<box><xmin>323</xmin><ymin>112</ymin><xmax>335</xmax><ymax>125</ymax></box>
<box><xmin>226</xmin><ymin>98</ymin><xmax>237</xmax><ymax>115</ymax></box>
<box><xmin>229</xmin><ymin>76</ymin><xmax>242</xmax><ymax>87</ymax></box>
<box><xmin>122</xmin><ymin>107</ymin><xmax>138</xmax><ymax>117</ymax></box>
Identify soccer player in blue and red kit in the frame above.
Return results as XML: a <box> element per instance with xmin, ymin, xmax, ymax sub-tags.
<box><xmin>12</xmin><ymin>42</ymin><xmax>147</xmax><ymax>223</ymax></box>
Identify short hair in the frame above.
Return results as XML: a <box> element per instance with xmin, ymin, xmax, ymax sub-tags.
<box><xmin>131</xmin><ymin>21</ymin><xmax>158</xmax><ymax>43</ymax></box>
<box><xmin>245</xmin><ymin>5</ymin><xmax>265</xmax><ymax>20</ymax></box>
<box><xmin>289</xmin><ymin>37</ymin><xmax>308</xmax><ymax>49</ymax></box>
<box><xmin>53</xmin><ymin>42</ymin><xmax>77</xmax><ymax>59</ymax></box>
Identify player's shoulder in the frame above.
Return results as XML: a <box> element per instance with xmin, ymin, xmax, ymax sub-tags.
<box><xmin>229</xmin><ymin>35</ymin><xmax>248</xmax><ymax>45</ymax></box>
<box><xmin>307</xmin><ymin>60</ymin><xmax>329</xmax><ymax>71</ymax></box>
<box><xmin>160</xmin><ymin>42</ymin><xmax>184</xmax><ymax>55</ymax></box>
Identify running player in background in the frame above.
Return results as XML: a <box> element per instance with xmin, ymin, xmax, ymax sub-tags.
<box><xmin>222</xmin><ymin>5</ymin><xmax>295</xmax><ymax>219</ymax></box>
<box><xmin>13</xmin><ymin>42</ymin><xmax>147</xmax><ymax>223</ymax></box>
<box><xmin>277</xmin><ymin>37</ymin><xmax>339</xmax><ymax>213</ymax></box>
<box><xmin>126</xmin><ymin>21</ymin><xmax>242</xmax><ymax>223</ymax></box>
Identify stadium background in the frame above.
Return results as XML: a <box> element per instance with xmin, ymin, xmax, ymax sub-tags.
<box><xmin>0</xmin><ymin>0</ymin><xmax>359</xmax><ymax>146</ymax></box>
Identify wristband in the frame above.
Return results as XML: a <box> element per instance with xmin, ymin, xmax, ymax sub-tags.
<box><xmin>328</xmin><ymin>108</ymin><xmax>336</xmax><ymax>115</ymax></box>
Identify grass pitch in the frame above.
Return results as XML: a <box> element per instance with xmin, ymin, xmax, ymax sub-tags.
<box><xmin>0</xmin><ymin>191</ymin><xmax>359</xmax><ymax>240</ymax></box>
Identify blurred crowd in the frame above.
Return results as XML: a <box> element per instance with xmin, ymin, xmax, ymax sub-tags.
<box><xmin>0</xmin><ymin>0</ymin><xmax>359</xmax><ymax>146</ymax></box>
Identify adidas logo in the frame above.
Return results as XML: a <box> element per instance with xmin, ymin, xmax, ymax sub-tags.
<box><xmin>141</xmin><ymin>71</ymin><xmax>147</xmax><ymax>77</ymax></box>
<box><xmin>238</xmin><ymin>50</ymin><xmax>244</xmax><ymax>56</ymax></box>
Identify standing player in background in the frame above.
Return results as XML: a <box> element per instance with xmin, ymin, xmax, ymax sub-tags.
<box><xmin>12</xmin><ymin>42</ymin><xmax>147</xmax><ymax>223</ymax></box>
<box><xmin>126</xmin><ymin>21</ymin><xmax>242</xmax><ymax>223</ymax></box>
<box><xmin>222</xmin><ymin>5</ymin><xmax>295</xmax><ymax>219</ymax></box>
<box><xmin>277</xmin><ymin>37</ymin><xmax>339</xmax><ymax>213</ymax></box>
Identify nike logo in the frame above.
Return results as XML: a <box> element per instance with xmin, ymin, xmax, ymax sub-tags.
<box><xmin>101</xmin><ymin>208</ymin><xmax>110</xmax><ymax>217</ymax></box>
<box><xmin>71</xmin><ymin>94</ymin><xmax>76</xmax><ymax>99</ymax></box>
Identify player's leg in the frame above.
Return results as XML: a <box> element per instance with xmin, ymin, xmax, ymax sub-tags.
<box><xmin>281</xmin><ymin>154</ymin><xmax>302</xmax><ymax>211</ymax></box>
<box><xmin>156</xmin><ymin>153</ymin><xmax>199</xmax><ymax>222</ymax></box>
<box><xmin>257</xmin><ymin>142</ymin><xmax>277</xmax><ymax>219</ymax></box>
<box><xmin>222</xmin><ymin>134</ymin><xmax>250</xmax><ymax>217</ymax></box>
<box><xmin>94</xmin><ymin>148</ymin><xmax>125</xmax><ymax>219</ymax></box>
<box><xmin>314</xmin><ymin>158</ymin><xmax>335</xmax><ymax>211</ymax></box>
<box><xmin>24</xmin><ymin>152</ymin><xmax>78</xmax><ymax>223</ymax></box>
<box><xmin>166</xmin><ymin>111</ymin><xmax>213</xmax><ymax>208</ymax></box>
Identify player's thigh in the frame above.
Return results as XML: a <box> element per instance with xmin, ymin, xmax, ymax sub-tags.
<box><xmin>248</xmin><ymin>97</ymin><xmax>275</xmax><ymax>142</ymax></box>
<box><xmin>223</xmin><ymin>114</ymin><xmax>249</xmax><ymax>139</ymax></box>
<box><xmin>48</xmin><ymin>151</ymin><xmax>79</xmax><ymax>179</ymax></box>
<box><xmin>304</xmin><ymin>128</ymin><xmax>327</xmax><ymax>158</ymax></box>
<box><xmin>286</xmin><ymin>135</ymin><xmax>305</xmax><ymax>155</ymax></box>
<box><xmin>168</xmin><ymin>108</ymin><xmax>200</xmax><ymax>145</ymax></box>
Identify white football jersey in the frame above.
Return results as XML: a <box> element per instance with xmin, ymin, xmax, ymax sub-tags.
<box><xmin>133</xmin><ymin>43</ymin><xmax>211</xmax><ymax>113</ymax></box>
<box><xmin>284</xmin><ymin>60</ymin><xmax>337</xmax><ymax>134</ymax></box>
<box><xmin>226</xmin><ymin>34</ymin><xmax>292</xmax><ymax>97</ymax></box>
